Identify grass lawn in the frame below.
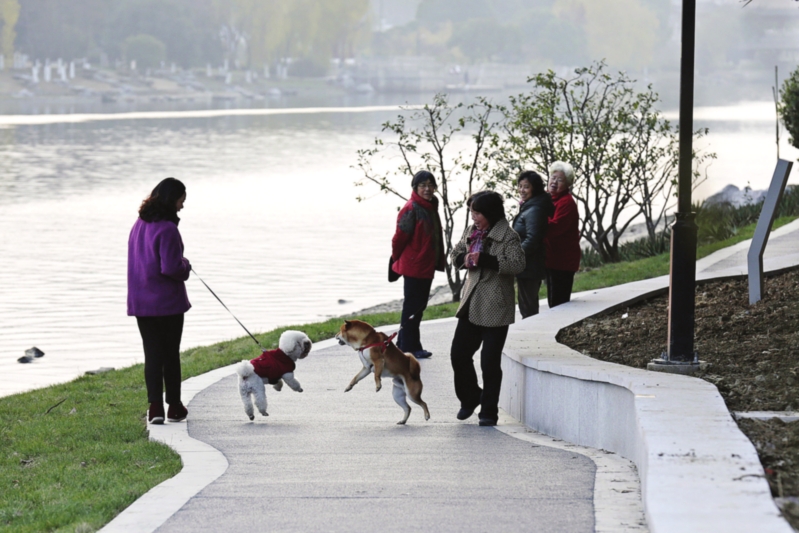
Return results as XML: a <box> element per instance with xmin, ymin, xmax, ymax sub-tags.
<box><xmin>0</xmin><ymin>215</ymin><xmax>793</xmax><ymax>532</ymax></box>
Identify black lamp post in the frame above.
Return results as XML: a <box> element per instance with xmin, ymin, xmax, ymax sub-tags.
<box><xmin>666</xmin><ymin>0</ymin><xmax>698</xmax><ymax>364</ymax></box>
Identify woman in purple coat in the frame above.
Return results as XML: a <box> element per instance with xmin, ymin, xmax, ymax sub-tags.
<box><xmin>128</xmin><ymin>178</ymin><xmax>191</xmax><ymax>425</ymax></box>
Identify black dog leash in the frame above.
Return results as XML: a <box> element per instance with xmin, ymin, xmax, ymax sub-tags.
<box><xmin>191</xmin><ymin>267</ymin><xmax>266</xmax><ymax>352</ymax></box>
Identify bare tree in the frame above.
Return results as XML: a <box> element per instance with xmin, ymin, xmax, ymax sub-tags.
<box><xmin>354</xmin><ymin>94</ymin><xmax>498</xmax><ymax>300</ymax></box>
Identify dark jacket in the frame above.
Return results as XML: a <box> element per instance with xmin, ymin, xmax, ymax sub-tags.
<box><xmin>391</xmin><ymin>191</ymin><xmax>446</xmax><ymax>279</ymax></box>
<box><xmin>127</xmin><ymin>218</ymin><xmax>191</xmax><ymax>317</ymax></box>
<box><xmin>512</xmin><ymin>194</ymin><xmax>554</xmax><ymax>280</ymax></box>
<box><xmin>544</xmin><ymin>191</ymin><xmax>581</xmax><ymax>272</ymax></box>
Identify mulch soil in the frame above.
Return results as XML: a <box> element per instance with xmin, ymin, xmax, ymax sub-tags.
<box><xmin>557</xmin><ymin>268</ymin><xmax>799</xmax><ymax>529</ymax></box>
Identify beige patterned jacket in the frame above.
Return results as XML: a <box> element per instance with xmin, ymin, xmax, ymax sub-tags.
<box><xmin>451</xmin><ymin>218</ymin><xmax>526</xmax><ymax>327</ymax></box>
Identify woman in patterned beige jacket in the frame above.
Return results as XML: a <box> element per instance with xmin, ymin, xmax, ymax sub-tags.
<box><xmin>449</xmin><ymin>191</ymin><xmax>526</xmax><ymax>426</ymax></box>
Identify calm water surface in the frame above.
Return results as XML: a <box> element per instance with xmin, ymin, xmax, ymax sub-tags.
<box><xmin>0</xmin><ymin>99</ymin><xmax>796</xmax><ymax>397</ymax></box>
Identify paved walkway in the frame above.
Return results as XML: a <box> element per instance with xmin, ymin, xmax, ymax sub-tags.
<box><xmin>153</xmin><ymin>320</ymin><xmax>597</xmax><ymax>533</ymax></box>
<box><xmin>103</xmin><ymin>218</ymin><xmax>799</xmax><ymax>533</ymax></box>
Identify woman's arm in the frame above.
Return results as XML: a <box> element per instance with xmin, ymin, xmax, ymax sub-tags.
<box><xmin>547</xmin><ymin>197</ymin><xmax>579</xmax><ymax>239</ymax></box>
<box><xmin>391</xmin><ymin>203</ymin><xmax>416</xmax><ymax>260</ymax></box>
<box><xmin>523</xmin><ymin>207</ymin><xmax>548</xmax><ymax>254</ymax></box>
<box><xmin>450</xmin><ymin>226</ymin><xmax>470</xmax><ymax>269</ymax></box>
<box><xmin>159</xmin><ymin>226</ymin><xmax>191</xmax><ymax>281</ymax></box>
<box><xmin>495</xmin><ymin>233</ymin><xmax>526</xmax><ymax>276</ymax></box>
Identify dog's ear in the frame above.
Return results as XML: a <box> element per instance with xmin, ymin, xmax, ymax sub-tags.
<box><xmin>344</xmin><ymin>320</ymin><xmax>351</xmax><ymax>329</ymax></box>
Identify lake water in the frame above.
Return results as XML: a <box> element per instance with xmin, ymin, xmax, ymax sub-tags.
<box><xmin>0</xmin><ymin>97</ymin><xmax>797</xmax><ymax>397</ymax></box>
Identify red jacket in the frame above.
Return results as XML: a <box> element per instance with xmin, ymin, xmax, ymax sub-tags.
<box><xmin>544</xmin><ymin>191</ymin><xmax>581</xmax><ymax>272</ymax></box>
<box><xmin>391</xmin><ymin>191</ymin><xmax>446</xmax><ymax>279</ymax></box>
<box><xmin>249</xmin><ymin>349</ymin><xmax>296</xmax><ymax>384</ymax></box>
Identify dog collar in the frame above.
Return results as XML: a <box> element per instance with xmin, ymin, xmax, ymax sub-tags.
<box><xmin>358</xmin><ymin>331</ymin><xmax>397</xmax><ymax>354</ymax></box>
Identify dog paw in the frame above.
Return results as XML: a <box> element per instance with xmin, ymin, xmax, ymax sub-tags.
<box><xmin>344</xmin><ymin>386</ymin><xmax>352</xmax><ymax>392</ymax></box>
<box><xmin>375</xmin><ymin>385</ymin><xmax>382</xmax><ymax>392</ymax></box>
<box><xmin>396</xmin><ymin>420</ymin><xmax>407</xmax><ymax>425</ymax></box>
<box><xmin>248</xmin><ymin>415</ymin><xmax>254</xmax><ymax>421</ymax></box>
<box><xmin>297</xmin><ymin>388</ymin><xmax>303</xmax><ymax>393</ymax></box>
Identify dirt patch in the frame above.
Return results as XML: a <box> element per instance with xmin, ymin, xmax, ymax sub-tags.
<box><xmin>558</xmin><ymin>268</ymin><xmax>799</xmax><ymax>528</ymax></box>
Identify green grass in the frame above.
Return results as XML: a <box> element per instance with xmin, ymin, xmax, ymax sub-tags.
<box><xmin>0</xmin><ymin>311</ymin><xmax>413</xmax><ymax>533</ymax></box>
<box><xmin>1</xmin><ymin>215</ymin><xmax>794</xmax><ymax>532</ymax></box>
<box><xmin>568</xmin><ymin>215</ymin><xmax>797</xmax><ymax>294</ymax></box>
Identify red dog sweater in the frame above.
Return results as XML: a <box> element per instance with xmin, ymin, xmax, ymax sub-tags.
<box><xmin>249</xmin><ymin>349</ymin><xmax>296</xmax><ymax>384</ymax></box>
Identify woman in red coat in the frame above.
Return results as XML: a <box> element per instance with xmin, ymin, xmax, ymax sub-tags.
<box><xmin>391</xmin><ymin>170</ymin><xmax>446</xmax><ymax>358</ymax></box>
<box><xmin>543</xmin><ymin>161</ymin><xmax>581</xmax><ymax>308</ymax></box>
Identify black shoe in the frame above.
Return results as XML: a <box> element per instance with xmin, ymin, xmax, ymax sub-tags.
<box><xmin>148</xmin><ymin>402</ymin><xmax>165</xmax><ymax>425</ymax></box>
<box><xmin>413</xmin><ymin>350</ymin><xmax>432</xmax><ymax>359</ymax></box>
<box><xmin>478</xmin><ymin>418</ymin><xmax>497</xmax><ymax>427</ymax></box>
<box><xmin>457</xmin><ymin>405</ymin><xmax>478</xmax><ymax>420</ymax></box>
<box><xmin>167</xmin><ymin>403</ymin><xmax>188</xmax><ymax>423</ymax></box>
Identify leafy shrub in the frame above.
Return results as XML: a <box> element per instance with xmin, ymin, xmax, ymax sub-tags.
<box><xmin>581</xmin><ymin>185</ymin><xmax>799</xmax><ymax>268</ymax></box>
<box><xmin>781</xmin><ymin>67</ymin><xmax>799</xmax><ymax>149</ymax></box>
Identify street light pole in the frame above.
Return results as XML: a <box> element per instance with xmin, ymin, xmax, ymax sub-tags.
<box><xmin>666</xmin><ymin>0</ymin><xmax>698</xmax><ymax>364</ymax></box>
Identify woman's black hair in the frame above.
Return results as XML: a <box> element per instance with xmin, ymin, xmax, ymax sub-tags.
<box><xmin>138</xmin><ymin>177</ymin><xmax>186</xmax><ymax>224</ymax></box>
<box><xmin>411</xmin><ymin>170</ymin><xmax>437</xmax><ymax>190</ymax></box>
<box><xmin>467</xmin><ymin>190</ymin><xmax>505</xmax><ymax>226</ymax></box>
<box><xmin>518</xmin><ymin>170</ymin><xmax>545</xmax><ymax>197</ymax></box>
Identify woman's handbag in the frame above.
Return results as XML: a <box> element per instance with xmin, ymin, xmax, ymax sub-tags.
<box><xmin>388</xmin><ymin>257</ymin><xmax>401</xmax><ymax>282</ymax></box>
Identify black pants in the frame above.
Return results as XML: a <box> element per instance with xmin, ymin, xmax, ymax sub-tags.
<box><xmin>397</xmin><ymin>276</ymin><xmax>433</xmax><ymax>353</ymax></box>
<box><xmin>517</xmin><ymin>277</ymin><xmax>542</xmax><ymax>318</ymax></box>
<box><xmin>450</xmin><ymin>317</ymin><xmax>509</xmax><ymax>422</ymax></box>
<box><xmin>136</xmin><ymin>314</ymin><xmax>184</xmax><ymax>405</ymax></box>
<box><xmin>546</xmin><ymin>269</ymin><xmax>575</xmax><ymax>309</ymax></box>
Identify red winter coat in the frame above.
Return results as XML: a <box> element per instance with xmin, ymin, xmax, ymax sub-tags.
<box><xmin>391</xmin><ymin>191</ymin><xmax>446</xmax><ymax>279</ymax></box>
<box><xmin>249</xmin><ymin>349</ymin><xmax>296</xmax><ymax>384</ymax></box>
<box><xmin>544</xmin><ymin>191</ymin><xmax>581</xmax><ymax>272</ymax></box>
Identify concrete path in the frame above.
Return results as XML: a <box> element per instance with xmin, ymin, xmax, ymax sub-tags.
<box><xmin>102</xmin><ymin>319</ymin><xmax>646</xmax><ymax>532</ymax></box>
<box><xmin>152</xmin><ymin>320</ymin><xmax>598</xmax><ymax>533</ymax></box>
<box><xmin>102</xmin><ymin>218</ymin><xmax>799</xmax><ymax>533</ymax></box>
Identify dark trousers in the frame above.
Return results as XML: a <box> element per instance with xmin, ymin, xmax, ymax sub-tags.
<box><xmin>397</xmin><ymin>276</ymin><xmax>433</xmax><ymax>353</ymax></box>
<box><xmin>546</xmin><ymin>269</ymin><xmax>575</xmax><ymax>309</ymax></box>
<box><xmin>450</xmin><ymin>317</ymin><xmax>509</xmax><ymax>421</ymax></box>
<box><xmin>136</xmin><ymin>314</ymin><xmax>184</xmax><ymax>405</ymax></box>
<box><xmin>517</xmin><ymin>277</ymin><xmax>542</xmax><ymax>318</ymax></box>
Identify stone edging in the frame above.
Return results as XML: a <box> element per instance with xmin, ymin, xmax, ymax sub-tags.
<box><xmin>499</xmin><ymin>218</ymin><xmax>799</xmax><ymax>533</ymax></box>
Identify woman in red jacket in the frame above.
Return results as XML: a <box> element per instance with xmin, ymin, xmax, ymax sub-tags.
<box><xmin>391</xmin><ymin>170</ymin><xmax>446</xmax><ymax>359</ymax></box>
<box><xmin>543</xmin><ymin>161</ymin><xmax>581</xmax><ymax>308</ymax></box>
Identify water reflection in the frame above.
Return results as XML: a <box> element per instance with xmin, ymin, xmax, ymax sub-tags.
<box><xmin>0</xmin><ymin>101</ymin><xmax>796</xmax><ymax>397</ymax></box>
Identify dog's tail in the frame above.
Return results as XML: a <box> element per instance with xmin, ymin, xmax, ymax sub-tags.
<box><xmin>236</xmin><ymin>360</ymin><xmax>255</xmax><ymax>379</ymax></box>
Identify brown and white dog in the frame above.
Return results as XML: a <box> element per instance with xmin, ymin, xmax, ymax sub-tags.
<box><xmin>336</xmin><ymin>319</ymin><xmax>430</xmax><ymax>424</ymax></box>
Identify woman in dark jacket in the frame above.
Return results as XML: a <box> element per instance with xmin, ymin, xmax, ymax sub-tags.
<box><xmin>450</xmin><ymin>191</ymin><xmax>525</xmax><ymax>426</ymax></box>
<box><xmin>544</xmin><ymin>161</ymin><xmax>581</xmax><ymax>308</ymax></box>
<box><xmin>128</xmin><ymin>177</ymin><xmax>191</xmax><ymax>425</ymax></box>
<box><xmin>512</xmin><ymin>170</ymin><xmax>554</xmax><ymax>318</ymax></box>
<box><xmin>391</xmin><ymin>170</ymin><xmax>446</xmax><ymax>359</ymax></box>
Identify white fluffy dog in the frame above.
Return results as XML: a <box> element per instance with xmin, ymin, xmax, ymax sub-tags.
<box><xmin>235</xmin><ymin>330</ymin><xmax>312</xmax><ymax>420</ymax></box>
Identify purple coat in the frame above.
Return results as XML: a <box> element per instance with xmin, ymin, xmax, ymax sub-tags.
<box><xmin>127</xmin><ymin>218</ymin><xmax>191</xmax><ymax>317</ymax></box>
